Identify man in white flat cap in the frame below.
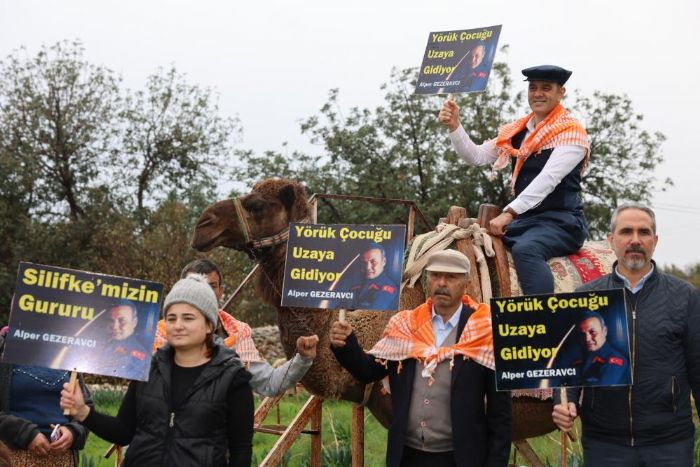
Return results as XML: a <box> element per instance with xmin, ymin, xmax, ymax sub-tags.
<box><xmin>330</xmin><ymin>249</ymin><xmax>511</xmax><ymax>467</ymax></box>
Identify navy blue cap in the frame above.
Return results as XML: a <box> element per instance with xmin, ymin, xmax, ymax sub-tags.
<box><xmin>522</xmin><ymin>65</ymin><xmax>572</xmax><ymax>85</ymax></box>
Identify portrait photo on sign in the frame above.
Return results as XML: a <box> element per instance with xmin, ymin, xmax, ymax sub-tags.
<box><xmin>282</xmin><ymin>224</ymin><xmax>406</xmax><ymax>311</ymax></box>
<box><xmin>3</xmin><ymin>262</ymin><xmax>163</xmax><ymax>381</ymax></box>
<box><xmin>550</xmin><ymin>305</ymin><xmax>631</xmax><ymax>388</ymax></box>
<box><xmin>491</xmin><ymin>288</ymin><xmax>630</xmax><ymax>391</ymax></box>
<box><xmin>415</xmin><ymin>24</ymin><xmax>502</xmax><ymax>95</ymax></box>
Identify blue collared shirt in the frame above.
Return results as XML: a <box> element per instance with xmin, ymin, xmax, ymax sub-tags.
<box><xmin>431</xmin><ymin>304</ymin><xmax>463</xmax><ymax>347</ymax></box>
<box><xmin>614</xmin><ymin>264</ymin><xmax>655</xmax><ymax>294</ymax></box>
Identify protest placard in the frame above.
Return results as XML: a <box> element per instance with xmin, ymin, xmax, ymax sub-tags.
<box><xmin>281</xmin><ymin>224</ymin><xmax>406</xmax><ymax>311</ymax></box>
<box><xmin>3</xmin><ymin>262</ymin><xmax>163</xmax><ymax>381</ymax></box>
<box><xmin>491</xmin><ymin>289</ymin><xmax>630</xmax><ymax>390</ymax></box>
<box><xmin>415</xmin><ymin>24</ymin><xmax>502</xmax><ymax>95</ymax></box>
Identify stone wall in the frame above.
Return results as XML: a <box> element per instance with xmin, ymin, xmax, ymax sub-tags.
<box><xmin>251</xmin><ymin>325</ymin><xmax>286</xmax><ymax>362</ymax></box>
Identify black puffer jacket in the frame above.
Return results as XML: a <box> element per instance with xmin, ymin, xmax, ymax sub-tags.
<box><xmin>124</xmin><ymin>342</ymin><xmax>250</xmax><ymax>467</ymax></box>
<box><xmin>559</xmin><ymin>261</ymin><xmax>700</xmax><ymax>446</ymax></box>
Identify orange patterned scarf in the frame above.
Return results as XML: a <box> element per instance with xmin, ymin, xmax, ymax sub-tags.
<box><xmin>153</xmin><ymin>310</ymin><xmax>265</xmax><ymax>364</ymax></box>
<box><xmin>368</xmin><ymin>295</ymin><xmax>494</xmax><ymax>382</ymax></box>
<box><xmin>493</xmin><ymin>103</ymin><xmax>589</xmax><ymax>192</ymax></box>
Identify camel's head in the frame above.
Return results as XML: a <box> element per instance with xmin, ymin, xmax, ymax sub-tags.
<box><xmin>192</xmin><ymin>178</ymin><xmax>309</xmax><ymax>253</ymax></box>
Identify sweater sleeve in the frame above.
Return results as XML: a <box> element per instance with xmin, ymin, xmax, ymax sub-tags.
<box><xmin>248</xmin><ymin>354</ymin><xmax>313</xmax><ymax>397</ymax></box>
<box><xmin>331</xmin><ymin>332</ymin><xmax>389</xmax><ymax>383</ymax></box>
<box><xmin>0</xmin><ymin>412</ymin><xmax>40</xmax><ymax>449</ymax></box>
<box><xmin>82</xmin><ymin>381</ymin><xmax>139</xmax><ymax>446</ymax></box>
<box><xmin>226</xmin><ymin>374</ymin><xmax>254</xmax><ymax>467</ymax></box>
<box><xmin>0</xmin><ymin>352</ymin><xmax>41</xmax><ymax>449</ymax></box>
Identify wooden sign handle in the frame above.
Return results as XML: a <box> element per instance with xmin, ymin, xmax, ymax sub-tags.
<box><xmin>63</xmin><ymin>371</ymin><xmax>77</xmax><ymax>416</ymax></box>
<box><xmin>559</xmin><ymin>387</ymin><xmax>577</xmax><ymax>445</ymax></box>
<box><xmin>560</xmin><ymin>388</ymin><xmax>569</xmax><ymax>467</ymax></box>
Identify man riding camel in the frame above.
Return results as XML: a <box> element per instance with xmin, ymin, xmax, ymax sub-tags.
<box><xmin>440</xmin><ymin>65</ymin><xmax>590</xmax><ymax>295</ymax></box>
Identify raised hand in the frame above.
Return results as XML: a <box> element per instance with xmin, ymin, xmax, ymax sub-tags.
<box><xmin>296</xmin><ymin>334</ymin><xmax>320</xmax><ymax>359</ymax></box>
<box><xmin>329</xmin><ymin>321</ymin><xmax>353</xmax><ymax>348</ymax></box>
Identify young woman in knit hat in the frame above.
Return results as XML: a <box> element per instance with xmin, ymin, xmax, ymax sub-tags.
<box><xmin>60</xmin><ymin>274</ymin><xmax>254</xmax><ymax>467</ymax></box>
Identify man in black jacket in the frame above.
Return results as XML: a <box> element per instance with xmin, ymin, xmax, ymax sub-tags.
<box><xmin>331</xmin><ymin>250</ymin><xmax>511</xmax><ymax>467</ymax></box>
<box><xmin>552</xmin><ymin>203</ymin><xmax>700</xmax><ymax>466</ymax></box>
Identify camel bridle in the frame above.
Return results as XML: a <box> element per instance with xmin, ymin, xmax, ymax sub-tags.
<box><xmin>231</xmin><ymin>196</ymin><xmax>324</xmax><ymax>346</ymax></box>
<box><xmin>231</xmin><ymin>197</ymin><xmax>308</xmax><ymax>257</ymax></box>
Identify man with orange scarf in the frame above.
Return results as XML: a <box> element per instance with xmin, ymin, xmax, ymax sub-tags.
<box><xmin>439</xmin><ymin>65</ymin><xmax>590</xmax><ymax>295</ymax></box>
<box><xmin>331</xmin><ymin>250</ymin><xmax>511</xmax><ymax>467</ymax></box>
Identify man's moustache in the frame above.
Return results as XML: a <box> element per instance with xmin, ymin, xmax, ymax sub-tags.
<box><xmin>625</xmin><ymin>246</ymin><xmax>646</xmax><ymax>255</ymax></box>
<box><xmin>433</xmin><ymin>288</ymin><xmax>451</xmax><ymax>296</ymax></box>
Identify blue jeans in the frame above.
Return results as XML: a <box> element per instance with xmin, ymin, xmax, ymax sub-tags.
<box><xmin>583</xmin><ymin>436</ymin><xmax>694</xmax><ymax>467</ymax></box>
<box><xmin>502</xmin><ymin>210</ymin><xmax>587</xmax><ymax>295</ymax></box>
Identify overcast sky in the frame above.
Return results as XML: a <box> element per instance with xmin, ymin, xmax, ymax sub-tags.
<box><xmin>1</xmin><ymin>0</ymin><xmax>698</xmax><ymax>267</ymax></box>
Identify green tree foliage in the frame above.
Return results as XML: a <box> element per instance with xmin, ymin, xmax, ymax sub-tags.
<box><xmin>0</xmin><ymin>41</ymin><xmax>121</xmax><ymax>324</ymax></box>
<box><xmin>0</xmin><ymin>42</ymin><xmax>239</xmax><ymax>324</ymax></box>
<box><xmin>571</xmin><ymin>92</ymin><xmax>671</xmax><ymax>237</ymax></box>
<box><xmin>119</xmin><ymin>67</ymin><xmax>238</xmax><ymax>212</ymax></box>
<box><xmin>0</xmin><ymin>40</ymin><xmax>120</xmax><ymax>221</ymax></box>
<box><xmin>0</xmin><ymin>41</ymin><xmax>674</xmax><ymax>328</ymax></box>
<box><xmin>234</xmin><ymin>57</ymin><xmax>670</xmax><ymax>239</ymax></box>
<box><xmin>234</xmin><ymin>62</ymin><xmax>522</xmax><ymax>226</ymax></box>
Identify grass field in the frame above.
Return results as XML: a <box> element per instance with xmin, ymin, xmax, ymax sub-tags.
<box><xmin>79</xmin><ymin>388</ymin><xmax>700</xmax><ymax>466</ymax></box>
<box><xmin>78</xmin><ymin>387</ymin><xmax>578</xmax><ymax>467</ymax></box>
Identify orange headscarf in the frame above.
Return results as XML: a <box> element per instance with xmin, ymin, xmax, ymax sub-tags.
<box><xmin>493</xmin><ymin>103</ymin><xmax>590</xmax><ymax>193</ymax></box>
<box><xmin>368</xmin><ymin>295</ymin><xmax>494</xmax><ymax>383</ymax></box>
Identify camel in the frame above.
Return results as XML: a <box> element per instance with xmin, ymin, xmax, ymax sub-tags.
<box><xmin>191</xmin><ymin>178</ymin><xmax>615</xmax><ymax>441</ymax></box>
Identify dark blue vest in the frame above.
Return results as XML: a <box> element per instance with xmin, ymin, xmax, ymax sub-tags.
<box><xmin>510</xmin><ymin>129</ymin><xmax>584</xmax><ymax>216</ymax></box>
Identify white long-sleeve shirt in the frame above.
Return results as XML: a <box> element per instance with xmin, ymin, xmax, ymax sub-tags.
<box><xmin>449</xmin><ymin>118</ymin><xmax>586</xmax><ymax>215</ymax></box>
